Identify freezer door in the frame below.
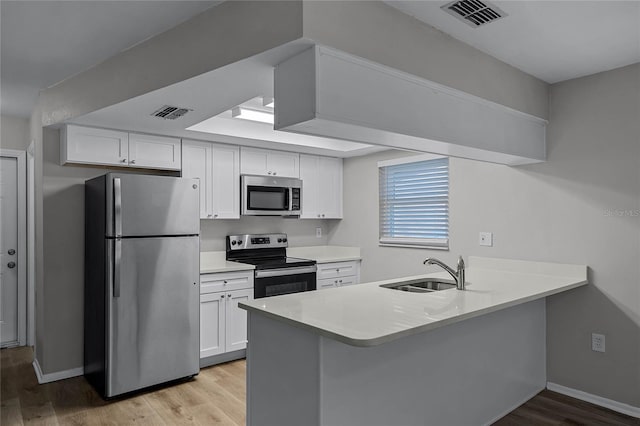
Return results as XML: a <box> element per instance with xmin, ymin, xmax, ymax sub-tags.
<box><xmin>106</xmin><ymin>174</ymin><xmax>199</xmax><ymax>237</ymax></box>
<box><xmin>107</xmin><ymin>236</ymin><xmax>199</xmax><ymax>397</ymax></box>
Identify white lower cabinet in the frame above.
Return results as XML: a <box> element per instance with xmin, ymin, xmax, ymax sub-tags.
<box><xmin>316</xmin><ymin>260</ymin><xmax>361</xmax><ymax>290</ymax></box>
<box><xmin>200</xmin><ymin>271</ymin><xmax>254</xmax><ymax>361</ymax></box>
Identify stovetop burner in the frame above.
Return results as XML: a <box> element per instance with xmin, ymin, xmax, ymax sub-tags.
<box><xmin>238</xmin><ymin>256</ymin><xmax>316</xmax><ymax>270</ymax></box>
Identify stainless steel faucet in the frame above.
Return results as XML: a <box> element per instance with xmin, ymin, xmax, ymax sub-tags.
<box><xmin>423</xmin><ymin>256</ymin><xmax>466</xmax><ymax>290</ymax></box>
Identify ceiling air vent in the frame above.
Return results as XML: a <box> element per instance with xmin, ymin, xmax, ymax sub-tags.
<box><xmin>441</xmin><ymin>0</ymin><xmax>507</xmax><ymax>28</ymax></box>
<box><xmin>151</xmin><ymin>105</ymin><xmax>192</xmax><ymax>120</ymax></box>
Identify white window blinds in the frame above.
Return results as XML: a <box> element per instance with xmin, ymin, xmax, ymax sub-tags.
<box><xmin>379</xmin><ymin>157</ymin><xmax>449</xmax><ymax>249</ymax></box>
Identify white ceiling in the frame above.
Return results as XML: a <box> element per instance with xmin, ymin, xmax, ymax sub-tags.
<box><xmin>71</xmin><ymin>41</ymin><xmax>387</xmax><ymax>158</ymax></box>
<box><xmin>385</xmin><ymin>1</ymin><xmax>640</xmax><ymax>83</ymax></box>
<box><xmin>0</xmin><ymin>0</ymin><xmax>219</xmax><ymax>118</ymax></box>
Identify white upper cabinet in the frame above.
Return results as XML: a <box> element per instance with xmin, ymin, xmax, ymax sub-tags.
<box><xmin>182</xmin><ymin>140</ymin><xmax>213</xmax><ymax>219</ymax></box>
<box><xmin>61</xmin><ymin>125</ymin><xmax>129</xmax><ymax>166</ymax></box>
<box><xmin>211</xmin><ymin>144</ymin><xmax>240</xmax><ymax>219</ymax></box>
<box><xmin>300</xmin><ymin>154</ymin><xmax>343</xmax><ymax>219</ymax></box>
<box><xmin>182</xmin><ymin>140</ymin><xmax>239</xmax><ymax>219</ymax></box>
<box><xmin>128</xmin><ymin>133</ymin><xmax>181</xmax><ymax>170</ymax></box>
<box><xmin>240</xmin><ymin>147</ymin><xmax>299</xmax><ymax>178</ymax></box>
<box><xmin>60</xmin><ymin>125</ymin><xmax>181</xmax><ymax>171</ymax></box>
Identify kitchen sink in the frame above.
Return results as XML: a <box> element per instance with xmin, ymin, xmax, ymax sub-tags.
<box><xmin>380</xmin><ymin>279</ymin><xmax>458</xmax><ymax>293</ymax></box>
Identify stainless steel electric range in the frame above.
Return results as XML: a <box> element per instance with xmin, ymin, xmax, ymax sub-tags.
<box><xmin>226</xmin><ymin>233</ymin><xmax>317</xmax><ymax>299</ymax></box>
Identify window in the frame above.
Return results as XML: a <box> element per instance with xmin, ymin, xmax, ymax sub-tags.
<box><xmin>378</xmin><ymin>155</ymin><xmax>449</xmax><ymax>249</ymax></box>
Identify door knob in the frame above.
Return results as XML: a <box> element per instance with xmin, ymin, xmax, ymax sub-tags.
<box><xmin>7</xmin><ymin>262</ymin><xmax>16</xmax><ymax>269</ymax></box>
<box><xmin>8</xmin><ymin>249</ymin><xmax>15</xmax><ymax>255</ymax></box>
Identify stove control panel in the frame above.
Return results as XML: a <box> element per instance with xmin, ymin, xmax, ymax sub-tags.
<box><xmin>227</xmin><ymin>233</ymin><xmax>288</xmax><ymax>250</ymax></box>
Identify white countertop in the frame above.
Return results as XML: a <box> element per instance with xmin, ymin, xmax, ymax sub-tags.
<box><xmin>240</xmin><ymin>256</ymin><xmax>587</xmax><ymax>347</ymax></box>
<box><xmin>287</xmin><ymin>246</ymin><xmax>361</xmax><ymax>263</ymax></box>
<box><xmin>200</xmin><ymin>251</ymin><xmax>254</xmax><ymax>274</ymax></box>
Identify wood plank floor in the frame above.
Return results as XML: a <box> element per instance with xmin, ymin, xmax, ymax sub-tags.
<box><xmin>2</xmin><ymin>346</ymin><xmax>638</xmax><ymax>425</ymax></box>
<box><xmin>1</xmin><ymin>347</ymin><xmax>245</xmax><ymax>425</ymax></box>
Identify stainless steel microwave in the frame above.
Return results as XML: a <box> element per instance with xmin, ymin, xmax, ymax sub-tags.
<box><xmin>241</xmin><ymin>175</ymin><xmax>302</xmax><ymax>216</ymax></box>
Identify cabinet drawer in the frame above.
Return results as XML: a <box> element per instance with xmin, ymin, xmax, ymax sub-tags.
<box><xmin>201</xmin><ymin>271</ymin><xmax>254</xmax><ymax>294</ymax></box>
<box><xmin>318</xmin><ymin>276</ymin><xmax>356</xmax><ymax>289</ymax></box>
<box><xmin>317</xmin><ymin>261</ymin><xmax>357</xmax><ymax>280</ymax></box>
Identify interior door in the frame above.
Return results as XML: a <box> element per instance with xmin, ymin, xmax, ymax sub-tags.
<box><xmin>0</xmin><ymin>157</ymin><xmax>19</xmax><ymax>346</ymax></box>
<box><xmin>107</xmin><ymin>236</ymin><xmax>199</xmax><ymax>397</ymax></box>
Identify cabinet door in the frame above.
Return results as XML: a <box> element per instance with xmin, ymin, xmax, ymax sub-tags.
<box><xmin>62</xmin><ymin>125</ymin><xmax>128</xmax><ymax>166</ymax></box>
<box><xmin>317</xmin><ymin>278</ymin><xmax>337</xmax><ymax>290</ymax></box>
<box><xmin>299</xmin><ymin>155</ymin><xmax>320</xmax><ymax>219</ymax></box>
<box><xmin>225</xmin><ymin>288</ymin><xmax>253</xmax><ymax>352</ymax></box>
<box><xmin>200</xmin><ymin>293</ymin><xmax>226</xmax><ymax>358</ymax></box>
<box><xmin>182</xmin><ymin>140</ymin><xmax>213</xmax><ymax>219</ymax></box>
<box><xmin>240</xmin><ymin>147</ymin><xmax>269</xmax><ymax>175</ymax></box>
<box><xmin>268</xmin><ymin>151</ymin><xmax>299</xmax><ymax>178</ymax></box>
<box><xmin>128</xmin><ymin>133</ymin><xmax>181</xmax><ymax>170</ymax></box>
<box><xmin>319</xmin><ymin>157</ymin><xmax>343</xmax><ymax>219</ymax></box>
<box><xmin>212</xmin><ymin>144</ymin><xmax>240</xmax><ymax>219</ymax></box>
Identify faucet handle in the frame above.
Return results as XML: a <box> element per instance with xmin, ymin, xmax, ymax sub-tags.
<box><xmin>457</xmin><ymin>256</ymin><xmax>465</xmax><ymax>270</ymax></box>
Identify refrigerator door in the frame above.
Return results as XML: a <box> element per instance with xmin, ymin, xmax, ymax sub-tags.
<box><xmin>107</xmin><ymin>236</ymin><xmax>199</xmax><ymax>397</ymax></box>
<box><xmin>106</xmin><ymin>174</ymin><xmax>199</xmax><ymax>237</ymax></box>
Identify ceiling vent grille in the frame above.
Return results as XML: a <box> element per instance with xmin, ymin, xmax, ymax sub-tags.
<box><xmin>151</xmin><ymin>105</ymin><xmax>192</xmax><ymax>120</ymax></box>
<box><xmin>441</xmin><ymin>0</ymin><xmax>507</xmax><ymax>27</ymax></box>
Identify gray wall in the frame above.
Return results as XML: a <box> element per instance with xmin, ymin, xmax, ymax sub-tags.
<box><xmin>328</xmin><ymin>63</ymin><xmax>640</xmax><ymax>407</ymax></box>
<box><xmin>201</xmin><ymin>218</ymin><xmax>330</xmax><ymax>252</ymax></box>
<box><xmin>302</xmin><ymin>1</ymin><xmax>548</xmax><ymax>119</ymax></box>
<box><xmin>1</xmin><ymin>115</ymin><xmax>30</xmax><ymax>150</ymax></box>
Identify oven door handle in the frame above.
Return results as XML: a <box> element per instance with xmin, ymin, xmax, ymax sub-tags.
<box><xmin>255</xmin><ymin>265</ymin><xmax>317</xmax><ymax>278</ymax></box>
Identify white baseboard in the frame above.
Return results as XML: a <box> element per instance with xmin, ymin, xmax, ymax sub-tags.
<box><xmin>547</xmin><ymin>382</ymin><xmax>640</xmax><ymax>419</ymax></box>
<box><xmin>32</xmin><ymin>357</ymin><xmax>84</xmax><ymax>384</ymax></box>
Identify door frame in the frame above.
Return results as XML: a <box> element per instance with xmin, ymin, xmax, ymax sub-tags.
<box><xmin>27</xmin><ymin>142</ymin><xmax>36</xmax><ymax>346</ymax></box>
<box><xmin>1</xmin><ymin>149</ymin><xmax>27</xmax><ymax>347</ymax></box>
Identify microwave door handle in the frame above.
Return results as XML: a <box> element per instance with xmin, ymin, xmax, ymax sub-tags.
<box><xmin>288</xmin><ymin>187</ymin><xmax>293</xmax><ymax>211</ymax></box>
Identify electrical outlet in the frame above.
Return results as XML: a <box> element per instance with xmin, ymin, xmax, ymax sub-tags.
<box><xmin>316</xmin><ymin>227</ymin><xmax>322</xmax><ymax>238</ymax></box>
<box><xmin>591</xmin><ymin>333</ymin><xmax>605</xmax><ymax>353</ymax></box>
<box><xmin>479</xmin><ymin>232</ymin><xmax>493</xmax><ymax>247</ymax></box>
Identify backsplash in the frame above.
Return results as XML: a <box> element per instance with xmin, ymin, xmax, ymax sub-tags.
<box><xmin>199</xmin><ymin>216</ymin><xmax>338</xmax><ymax>251</ymax></box>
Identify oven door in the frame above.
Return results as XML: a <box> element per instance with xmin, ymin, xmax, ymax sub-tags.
<box><xmin>254</xmin><ymin>266</ymin><xmax>317</xmax><ymax>298</ymax></box>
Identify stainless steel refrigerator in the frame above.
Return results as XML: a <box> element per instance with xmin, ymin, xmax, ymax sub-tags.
<box><xmin>84</xmin><ymin>173</ymin><xmax>200</xmax><ymax>398</ymax></box>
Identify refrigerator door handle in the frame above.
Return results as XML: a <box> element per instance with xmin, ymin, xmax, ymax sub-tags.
<box><xmin>113</xmin><ymin>238</ymin><xmax>121</xmax><ymax>298</ymax></box>
<box><xmin>114</xmin><ymin>177</ymin><xmax>122</xmax><ymax>237</ymax></box>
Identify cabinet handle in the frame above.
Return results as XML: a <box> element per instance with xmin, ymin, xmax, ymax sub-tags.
<box><xmin>227</xmin><ymin>294</ymin><xmax>231</xmax><ymax>298</ymax></box>
<box><xmin>214</xmin><ymin>214</ymin><xmax>218</xmax><ymax>218</ymax></box>
<box><xmin>223</xmin><ymin>280</ymin><xmax>227</xmax><ymax>284</ymax></box>
<box><xmin>220</xmin><ymin>295</ymin><xmax>224</xmax><ymax>299</ymax></box>
<box><xmin>120</xmin><ymin>159</ymin><xmax>127</xmax><ymax>163</ymax></box>
<box><xmin>130</xmin><ymin>160</ymin><xmax>136</xmax><ymax>164</ymax></box>
<box><xmin>322</xmin><ymin>214</ymin><xmax>325</xmax><ymax>218</ymax></box>
<box><xmin>207</xmin><ymin>214</ymin><xmax>213</xmax><ymax>218</ymax></box>
<box><xmin>317</xmin><ymin>214</ymin><xmax>321</xmax><ymax>218</ymax></box>
<box><xmin>273</xmin><ymin>172</ymin><xmax>277</xmax><ymax>176</ymax></box>
<box><xmin>339</xmin><ymin>280</ymin><xmax>343</xmax><ymax>283</ymax></box>
<box><xmin>336</xmin><ymin>269</ymin><xmax>340</xmax><ymax>272</ymax></box>
<box><xmin>268</xmin><ymin>171</ymin><xmax>272</xmax><ymax>175</ymax></box>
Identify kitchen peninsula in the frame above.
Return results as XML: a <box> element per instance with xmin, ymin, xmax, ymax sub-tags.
<box><xmin>240</xmin><ymin>256</ymin><xmax>588</xmax><ymax>426</ymax></box>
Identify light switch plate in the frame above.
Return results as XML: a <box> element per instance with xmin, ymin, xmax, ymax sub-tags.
<box><xmin>316</xmin><ymin>227</ymin><xmax>322</xmax><ymax>238</ymax></box>
<box><xmin>479</xmin><ymin>232</ymin><xmax>493</xmax><ymax>246</ymax></box>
